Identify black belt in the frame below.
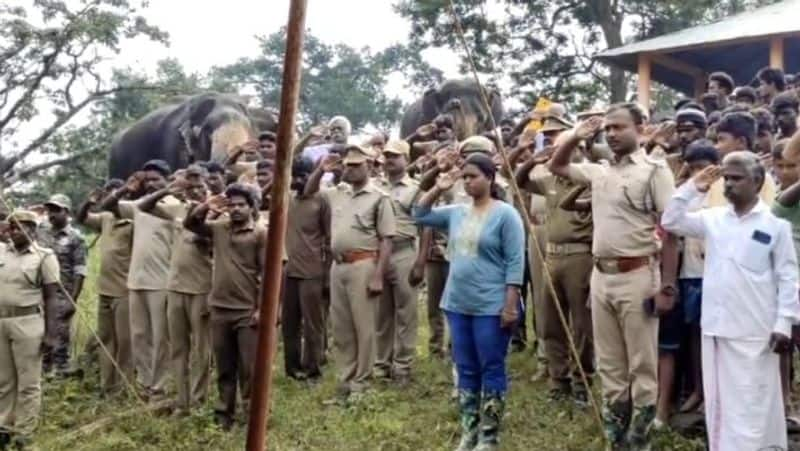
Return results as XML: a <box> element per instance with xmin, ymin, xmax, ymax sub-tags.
<box><xmin>0</xmin><ymin>305</ymin><xmax>41</xmax><ymax>319</ymax></box>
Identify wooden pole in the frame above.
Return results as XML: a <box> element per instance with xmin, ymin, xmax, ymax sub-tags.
<box><xmin>245</xmin><ymin>0</ymin><xmax>307</xmax><ymax>449</ymax></box>
<box><xmin>637</xmin><ymin>53</ymin><xmax>652</xmax><ymax>110</ymax></box>
<box><xmin>694</xmin><ymin>75</ymin><xmax>706</xmax><ymax>100</ymax></box>
<box><xmin>770</xmin><ymin>36</ymin><xmax>785</xmax><ymax>70</ymax></box>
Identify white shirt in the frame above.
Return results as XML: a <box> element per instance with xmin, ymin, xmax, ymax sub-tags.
<box><xmin>662</xmin><ymin>181</ymin><xmax>800</xmax><ymax>340</ymax></box>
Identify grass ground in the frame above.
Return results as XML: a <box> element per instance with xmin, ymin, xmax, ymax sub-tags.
<box><xmin>34</xmin><ymin>249</ymin><xmax>705</xmax><ymax>450</ymax></box>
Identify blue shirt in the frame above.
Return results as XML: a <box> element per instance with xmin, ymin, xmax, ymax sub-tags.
<box><xmin>413</xmin><ymin>201</ymin><xmax>525</xmax><ymax>315</ymax></box>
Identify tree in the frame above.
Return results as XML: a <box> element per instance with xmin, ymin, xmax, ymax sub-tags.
<box><xmin>395</xmin><ymin>0</ymin><xmax>779</xmax><ymax>111</ymax></box>
<box><xmin>212</xmin><ymin>28</ymin><xmax>442</xmax><ymax>131</ymax></box>
<box><xmin>0</xmin><ymin>0</ymin><xmax>168</xmax><ymax>185</ymax></box>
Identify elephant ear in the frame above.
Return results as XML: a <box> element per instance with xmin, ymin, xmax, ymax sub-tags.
<box><xmin>187</xmin><ymin>96</ymin><xmax>218</xmax><ymax>127</ymax></box>
<box><xmin>421</xmin><ymin>88</ymin><xmax>441</xmax><ymax>120</ymax></box>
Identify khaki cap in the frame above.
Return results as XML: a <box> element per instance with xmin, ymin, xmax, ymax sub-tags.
<box><xmin>342</xmin><ymin>144</ymin><xmax>372</xmax><ymax>164</ymax></box>
<box><xmin>383</xmin><ymin>139</ymin><xmax>410</xmax><ymax>156</ymax></box>
<box><xmin>458</xmin><ymin>136</ymin><xmax>495</xmax><ymax>155</ymax></box>
<box><xmin>6</xmin><ymin>210</ymin><xmax>39</xmax><ymax>226</ymax></box>
<box><xmin>540</xmin><ymin>115</ymin><xmax>574</xmax><ymax>133</ymax></box>
<box><xmin>44</xmin><ymin>193</ymin><xmax>72</xmax><ymax>211</ymax></box>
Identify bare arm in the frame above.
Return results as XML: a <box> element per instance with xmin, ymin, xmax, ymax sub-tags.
<box><xmin>97</xmin><ymin>187</ymin><xmax>128</xmax><ymax>217</ymax></box>
<box><xmin>183</xmin><ymin>203</ymin><xmax>213</xmax><ymax>237</ymax></box>
<box><xmin>548</xmin><ymin>132</ymin><xmax>582</xmax><ymax>178</ymax></box>
<box><xmin>418</xmin><ymin>165</ymin><xmax>441</xmax><ymax>191</ymax></box>
<box><xmin>783</xmin><ymin>129</ymin><xmax>800</xmax><ymax>163</ymax></box>
<box><xmin>777</xmin><ymin>179</ymin><xmax>800</xmax><ymax>207</ymax></box>
<box><xmin>303</xmin><ymin>163</ymin><xmax>325</xmax><ymax>197</ymax></box>
<box><xmin>137</xmin><ymin>186</ymin><xmax>171</xmax><ymax>214</ymax></box>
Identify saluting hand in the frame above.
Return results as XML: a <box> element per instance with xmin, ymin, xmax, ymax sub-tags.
<box><xmin>416</xmin><ymin>123</ymin><xmax>438</xmax><ymax>139</ymax></box>
<box><xmin>321</xmin><ymin>154</ymin><xmax>342</xmax><ymax>173</ymax></box>
<box><xmin>435</xmin><ymin>169</ymin><xmax>460</xmax><ymax>191</ymax></box>
<box><xmin>692</xmin><ymin>165</ymin><xmax>722</xmax><ymax>192</ymax></box>
<box><xmin>770</xmin><ymin>332</ymin><xmax>791</xmax><ymax>354</ymax></box>
<box><xmin>573</xmin><ymin>116</ymin><xmax>604</xmax><ymax>141</ymax></box>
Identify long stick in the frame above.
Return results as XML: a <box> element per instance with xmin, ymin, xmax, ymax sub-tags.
<box><xmin>245</xmin><ymin>1</ymin><xmax>307</xmax><ymax>449</ymax></box>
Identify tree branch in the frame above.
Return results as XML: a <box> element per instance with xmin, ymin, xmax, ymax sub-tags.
<box><xmin>3</xmin><ymin>147</ymin><xmax>98</xmax><ymax>186</ymax></box>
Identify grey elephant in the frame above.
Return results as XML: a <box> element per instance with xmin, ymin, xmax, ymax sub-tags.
<box><xmin>108</xmin><ymin>93</ymin><xmax>273</xmax><ymax>179</ymax></box>
<box><xmin>400</xmin><ymin>78</ymin><xmax>504</xmax><ymax>142</ymax></box>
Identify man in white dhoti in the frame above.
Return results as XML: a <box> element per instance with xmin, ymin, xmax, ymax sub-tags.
<box><xmin>662</xmin><ymin>151</ymin><xmax>800</xmax><ymax>451</ymax></box>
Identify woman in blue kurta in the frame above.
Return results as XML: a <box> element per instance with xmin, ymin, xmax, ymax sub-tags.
<box><xmin>413</xmin><ymin>152</ymin><xmax>525</xmax><ymax>451</ymax></box>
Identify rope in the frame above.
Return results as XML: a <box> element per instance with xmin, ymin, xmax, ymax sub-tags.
<box><xmin>0</xmin><ymin>189</ymin><xmax>153</xmax><ymax>436</ymax></box>
<box><xmin>443</xmin><ymin>0</ymin><xmax>607</xmax><ymax>442</ymax></box>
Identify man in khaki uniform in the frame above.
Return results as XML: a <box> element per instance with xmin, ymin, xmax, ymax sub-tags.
<box><xmin>0</xmin><ymin>211</ymin><xmax>59</xmax><ymax>449</ymax></box>
<box><xmin>374</xmin><ymin>140</ymin><xmax>422</xmax><ymax>384</ymax></box>
<box><xmin>184</xmin><ymin>183</ymin><xmax>266</xmax><ymax>429</ymax></box>
<box><xmin>137</xmin><ymin>166</ymin><xmax>212</xmax><ymax>414</ymax></box>
<box><xmin>517</xmin><ymin>149</ymin><xmax>595</xmax><ymax>405</ymax></box>
<box><xmin>305</xmin><ymin>144</ymin><xmax>396</xmax><ymax>398</ymax></box>
<box><xmin>283</xmin><ymin>156</ymin><xmax>330</xmax><ymax>381</ymax></box>
<box><xmin>549</xmin><ymin>104</ymin><xmax>678</xmax><ymax>450</ymax></box>
<box><xmin>77</xmin><ymin>180</ymin><xmax>134</xmax><ymax>394</ymax></box>
<box><xmin>101</xmin><ymin>159</ymin><xmax>177</xmax><ymax>400</ymax></box>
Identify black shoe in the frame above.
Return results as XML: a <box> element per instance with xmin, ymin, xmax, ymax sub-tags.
<box><xmin>0</xmin><ymin>431</ymin><xmax>10</xmax><ymax>450</ymax></box>
<box><xmin>214</xmin><ymin>413</ymin><xmax>234</xmax><ymax>431</ymax></box>
<box><xmin>574</xmin><ymin>390</ymin><xmax>589</xmax><ymax>409</ymax></box>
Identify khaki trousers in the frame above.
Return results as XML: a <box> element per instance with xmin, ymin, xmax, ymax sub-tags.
<box><xmin>530</xmin><ymin>226</ymin><xmax>548</xmax><ymax>363</ymax></box>
<box><xmin>591</xmin><ymin>263</ymin><xmax>659</xmax><ymax>407</ymax></box>
<box><xmin>542</xmin><ymin>252</ymin><xmax>594</xmax><ymax>390</ymax></box>
<box><xmin>0</xmin><ymin>314</ymin><xmax>44</xmax><ymax>437</ymax></box>
<box><xmin>129</xmin><ymin>289</ymin><xmax>169</xmax><ymax>393</ymax></box>
<box><xmin>97</xmin><ymin>295</ymin><xmax>132</xmax><ymax>393</ymax></box>
<box><xmin>376</xmin><ymin>246</ymin><xmax>418</xmax><ymax>376</ymax></box>
<box><xmin>167</xmin><ymin>292</ymin><xmax>211</xmax><ymax>410</ymax></box>
<box><xmin>282</xmin><ymin>277</ymin><xmax>326</xmax><ymax>377</ymax></box>
<box><xmin>425</xmin><ymin>260</ymin><xmax>449</xmax><ymax>355</ymax></box>
<box><xmin>330</xmin><ymin>259</ymin><xmax>378</xmax><ymax>391</ymax></box>
<box><xmin>210</xmin><ymin>310</ymin><xmax>257</xmax><ymax>421</ymax></box>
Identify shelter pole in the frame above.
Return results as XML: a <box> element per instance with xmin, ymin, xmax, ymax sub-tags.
<box><xmin>770</xmin><ymin>37</ymin><xmax>785</xmax><ymax>69</ymax></box>
<box><xmin>693</xmin><ymin>75</ymin><xmax>706</xmax><ymax>100</ymax></box>
<box><xmin>637</xmin><ymin>53</ymin><xmax>652</xmax><ymax>110</ymax></box>
<box><xmin>245</xmin><ymin>0</ymin><xmax>307</xmax><ymax>449</ymax></box>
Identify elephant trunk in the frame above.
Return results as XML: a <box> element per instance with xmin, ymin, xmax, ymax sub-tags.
<box><xmin>210</xmin><ymin>121</ymin><xmax>254</xmax><ymax>162</ymax></box>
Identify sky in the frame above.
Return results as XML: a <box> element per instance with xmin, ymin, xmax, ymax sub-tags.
<box><xmin>117</xmin><ymin>0</ymin><xmax>463</xmax><ymax>103</ymax></box>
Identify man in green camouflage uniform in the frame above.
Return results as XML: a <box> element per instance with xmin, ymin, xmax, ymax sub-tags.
<box><xmin>39</xmin><ymin>194</ymin><xmax>87</xmax><ymax>376</ymax></box>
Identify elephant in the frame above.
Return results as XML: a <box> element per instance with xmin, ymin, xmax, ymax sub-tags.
<box><xmin>108</xmin><ymin>93</ymin><xmax>267</xmax><ymax>179</ymax></box>
<box><xmin>399</xmin><ymin>78</ymin><xmax>504</xmax><ymax>142</ymax></box>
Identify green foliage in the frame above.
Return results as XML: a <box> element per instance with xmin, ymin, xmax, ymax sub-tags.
<box><xmin>0</xmin><ymin>0</ymin><xmax>168</xmax><ymax>182</ymax></box>
<box><xmin>212</xmin><ymin>29</ymin><xmax>441</xmax><ymax>132</ymax></box>
<box><xmin>394</xmin><ymin>0</ymin><xmax>780</xmax><ymax>112</ymax></box>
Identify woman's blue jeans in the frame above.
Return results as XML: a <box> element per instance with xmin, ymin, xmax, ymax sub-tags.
<box><xmin>446</xmin><ymin>311</ymin><xmax>512</xmax><ymax>393</ymax></box>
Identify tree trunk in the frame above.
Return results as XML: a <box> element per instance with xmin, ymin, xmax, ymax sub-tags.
<box><xmin>591</xmin><ymin>0</ymin><xmax>627</xmax><ymax>102</ymax></box>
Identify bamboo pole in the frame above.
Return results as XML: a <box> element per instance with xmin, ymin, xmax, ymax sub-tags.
<box><xmin>770</xmin><ymin>36</ymin><xmax>785</xmax><ymax>70</ymax></box>
<box><xmin>637</xmin><ymin>53</ymin><xmax>652</xmax><ymax>109</ymax></box>
<box><xmin>245</xmin><ymin>0</ymin><xmax>307</xmax><ymax>449</ymax></box>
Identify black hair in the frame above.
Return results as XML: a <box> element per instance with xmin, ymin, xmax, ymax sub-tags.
<box><xmin>104</xmin><ymin>178</ymin><xmax>125</xmax><ymax>190</ymax></box>
<box><xmin>292</xmin><ymin>155</ymin><xmax>314</xmax><ymax>177</ymax></box>
<box><xmin>674</xmin><ymin>98</ymin><xmax>694</xmax><ymax>111</ymax></box>
<box><xmin>142</xmin><ymin>159</ymin><xmax>172</xmax><ymax>177</ymax></box>
<box><xmin>256</xmin><ymin>159</ymin><xmax>273</xmax><ymax>171</ymax></box>
<box><xmin>707</xmin><ymin>110</ymin><xmax>723</xmax><ymax>126</ymax></box>
<box><xmin>676</xmin><ymin>100</ymin><xmax>705</xmax><ymax>113</ymax></box>
<box><xmin>683</xmin><ymin>139</ymin><xmax>720</xmax><ymax>164</ymax></box>
<box><xmin>757</xmin><ymin>67</ymin><xmax>787</xmax><ymax>91</ymax></box>
<box><xmin>717</xmin><ymin>112</ymin><xmax>757</xmax><ymax>150</ymax></box>
<box><xmin>771</xmin><ymin>91</ymin><xmax>800</xmax><ymax>113</ymax></box>
<box><xmin>225</xmin><ymin>183</ymin><xmax>258</xmax><ymax>209</ymax></box>
<box><xmin>709</xmin><ymin>71</ymin><xmax>735</xmax><ymax>94</ymax></box>
<box><xmin>733</xmin><ymin>86</ymin><xmax>758</xmax><ymax>103</ymax></box>
<box><xmin>773</xmin><ymin>139</ymin><xmax>789</xmax><ymax>159</ymax></box>
<box><xmin>606</xmin><ymin>102</ymin><xmax>646</xmax><ymax>126</ymax></box>
<box><xmin>749</xmin><ymin>107</ymin><xmax>775</xmax><ymax>135</ymax></box>
<box><xmin>204</xmin><ymin>161</ymin><xmax>224</xmax><ymax>174</ymax></box>
<box><xmin>463</xmin><ymin>153</ymin><xmax>503</xmax><ymax>200</ymax></box>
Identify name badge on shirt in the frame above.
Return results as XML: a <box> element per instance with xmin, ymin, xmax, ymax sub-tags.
<box><xmin>752</xmin><ymin>229</ymin><xmax>771</xmax><ymax>245</ymax></box>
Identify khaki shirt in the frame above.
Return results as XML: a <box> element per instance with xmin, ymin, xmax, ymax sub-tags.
<box><xmin>120</xmin><ymin>197</ymin><xmax>179</xmax><ymax>291</ymax></box>
<box><xmin>0</xmin><ymin>242</ymin><xmax>60</xmax><ymax>308</ymax></box>
<box><xmin>323</xmin><ymin>181</ymin><xmax>396</xmax><ymax>256</ymax></box>
<box><xmin>528</xmin><ymin>169</ymin><xmax>593</xmax><ymax>245</ymax></box>
<box><xmin>208</xmin><ymin>218</ymin><xmax>266</xmax><ymax>312</ymax></box>
<box><xmin>376</xmin><ymin>175</ymin><xmax>421</xmax><ymax>243</ymax></box>
<box><xmin>157</xmin><ymin>202</ymin><xmax>213</xmax><ymax>295</ymax></box>
<box><xmin>566</xmin><ymin>149</ymin><xmax>675</xmax><ymax>258</ymax></box>
<box><xmin>286</xmin><ymin>192</ymin><xmax>330</xmax><ymax>279</ymax></box>
<box><xmin>84</xmin><ymin>212</ymin><xmax>133</xmax><ymax>298</ymax></box>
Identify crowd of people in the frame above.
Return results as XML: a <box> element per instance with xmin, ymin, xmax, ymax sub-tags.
<box><xmin>2</xmin><ymin>65</ymin><xmax>800</xmax><ymax>451</ymax></box>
